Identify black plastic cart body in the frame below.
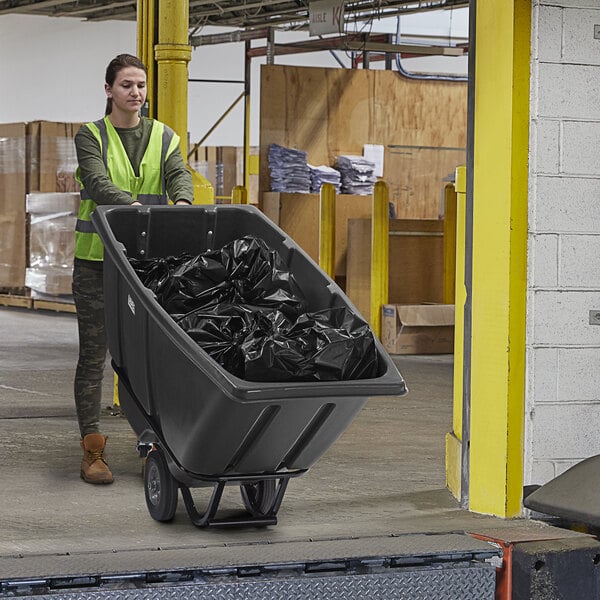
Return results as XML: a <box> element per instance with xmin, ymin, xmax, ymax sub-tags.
<box><xmin>91</xmin><ymin>204</ymin><xmax>407</xmax><ymax>528</ymax></box>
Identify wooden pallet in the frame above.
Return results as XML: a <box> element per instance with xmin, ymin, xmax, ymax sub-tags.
<box><xmin>0</xmin><ymin>293</ymin><xmax>32</xmax><ymax>309</ymax></box>
<box><xmin>0</xmin><ymin>289</ymin><xmax>76</xmax><ymax>314</ymax></box>
<box><xmin>32</xmin><ymin>299</ymin><xmax>76</xmax><ymax>314</ymax></box>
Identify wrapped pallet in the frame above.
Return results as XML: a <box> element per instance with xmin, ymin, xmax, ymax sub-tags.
<box><xmin>25</xmin><ymin>192</ymin><xmax>79</xmax><ymax>301</ymax></box>
<box><xmin>0</xmin><ymin>120</ymin><xmax>82</xmax><ymax>293</ymax></box>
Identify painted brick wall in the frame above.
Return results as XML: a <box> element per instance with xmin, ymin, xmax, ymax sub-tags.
<box><xmin>527</xmin><ymin>0</ymin><xmax>600</xmax><ymax>485</ymax></box>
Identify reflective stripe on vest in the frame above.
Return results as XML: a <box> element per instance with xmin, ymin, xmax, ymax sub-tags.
<box><xmin>75</xmin><ymin>117</ymin><xmax>179</xmax><ymax>260</ymax></box>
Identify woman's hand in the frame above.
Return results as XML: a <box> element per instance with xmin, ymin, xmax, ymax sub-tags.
<box><xmin>175</xmin><ymin>199</ymin><xmax>192</xmax><ymax>206</ymax></box>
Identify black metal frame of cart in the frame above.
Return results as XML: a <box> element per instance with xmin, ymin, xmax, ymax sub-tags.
<box><xmin>115</xmin><ymin>361</ymin><xmax>306</xmax><ymax>528</ymax></box>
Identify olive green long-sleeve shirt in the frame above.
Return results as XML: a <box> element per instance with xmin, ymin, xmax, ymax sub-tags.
<box><xmin>74</xmin><ymin>117</ymin><xmax>194</xmax><ymax>206</ymax></box>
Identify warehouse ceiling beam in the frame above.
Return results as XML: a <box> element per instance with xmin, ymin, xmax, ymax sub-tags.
<box><xmin>54</xmin><ymin>0</ymin><xmax>134</xmax><ymax>16</ymax></box>
<box><xmin>189</xmin><ymin>27</ymin><xmax>270</xmax><ymax>46</ymax></box>
<box><xmin>0</xmin><ymin>0</ymin><xmax>75</xmax><ymax>14</ymax></box>
<box><xmin>186</xmin><ymin>0</ymin><xmax>467</xmax><ymax>26</ymax></box>
<box><xmin>245</xmin><ymin>37</ymin><xmax>465</xmax><ymax>57</ymax></box>
<box><xmin>0</xmin><ymin>0</ymin><xmax>468</xmax><ymax>28</ymax></box>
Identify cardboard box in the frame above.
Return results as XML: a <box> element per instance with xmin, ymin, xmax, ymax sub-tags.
<box><xmin>0</xmin><ymin>212</ymin><xmax>27</xmax><ymax>288</ymax></box>
<box><xmin>382</xmin><ymin>303</ymin><xmax>454</xmax><ymax>354</ymax></box>
<box><xmin>27</xmin><ymin>121</ymin><xmax>82</xmax><ymax>193</ymax></box>
<box><xmin>0</xmin><ymin>122</ymin><xmax>27</xmax><ymax>288</ymax></box>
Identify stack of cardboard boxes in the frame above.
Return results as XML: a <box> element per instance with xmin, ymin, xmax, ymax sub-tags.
<box><xmin>0</xmin><ymin>121</ymin><xmax>81</xmax><ymax>300</ymax></box>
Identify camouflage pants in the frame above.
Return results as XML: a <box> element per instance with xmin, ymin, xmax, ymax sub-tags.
<box><xmin>72</xmin><ymin>262</ymin><xmax>107</xmax><ymax>438</ymax></box>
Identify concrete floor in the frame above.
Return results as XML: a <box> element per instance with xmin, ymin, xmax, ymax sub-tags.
<box><xmin>0</xmin><ymin>305</ymin><xmax>589</xmax><ymax>581</ymax></box>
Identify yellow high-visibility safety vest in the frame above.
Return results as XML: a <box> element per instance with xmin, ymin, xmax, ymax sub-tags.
<box><xmin>75</xmin><ymin>116</ymin><xmax>179</xmax><ymax>261</ymax></box>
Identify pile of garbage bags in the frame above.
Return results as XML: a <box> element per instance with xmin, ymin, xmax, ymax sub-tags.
<box><xmin>129</xmin><ymin>236</ymin><xmax>379</xmax><ymax>382</ymax></box>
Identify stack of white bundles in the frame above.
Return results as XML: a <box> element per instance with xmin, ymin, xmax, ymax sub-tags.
<box><xmin>335</xmin><ymin>155</ymin><xmax>377</xmax><ymax>195</ymax></box>
<box><xmin>308</xmin><ymin>164</ymin><xmax>342</xmax><ymax>193</ymax></box>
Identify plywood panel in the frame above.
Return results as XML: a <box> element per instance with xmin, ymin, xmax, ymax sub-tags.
<box><xmin>260</xmin><ymin>65</ymin><xmax>467</xmax><ymax>219</ymax></box>
<box><xmin>346</xmin><ymin>218</ymin><xmax>445</xmax><ymax>321</ymax></box>
<box><xmin>386</xmin><ymin>145</ymin><xmax>465</xmax><ymax>219</ymax></box>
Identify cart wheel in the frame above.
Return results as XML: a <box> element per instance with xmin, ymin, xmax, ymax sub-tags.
<box><xmin>144</xmin><ymin>450</ymin><xmax>178</xmax><ymax>522</ymax></box>
<box><xmin>240</xmin><ymin>479</ymin><xmax>277</xmax><ymax>517</ymax></box>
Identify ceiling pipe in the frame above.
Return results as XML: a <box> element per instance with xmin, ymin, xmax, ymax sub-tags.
<box><xmin>190</xmin><ymin>27</ymin><xmax>269</xmax><ymax>46</ymax></box>
<box><xmin>394</xmin><ymin>16</ymin><xmax>468</xmax><ymax>81</ymax></box>
<box><xmin>55</xmin><ymin>0</ymin><xmax>134</xmax><ymax>16</ymax></box>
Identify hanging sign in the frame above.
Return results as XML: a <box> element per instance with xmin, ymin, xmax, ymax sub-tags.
<box><xmin>309</xmin><ymin>0</ymin><xmax>344</xmax><ymax>36</ymax></box>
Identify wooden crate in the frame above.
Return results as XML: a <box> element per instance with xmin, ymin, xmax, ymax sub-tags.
<box><xmin>346</xmin><ymin>218</ymin><xmax>445</xmax><ymax>321</ymax></box>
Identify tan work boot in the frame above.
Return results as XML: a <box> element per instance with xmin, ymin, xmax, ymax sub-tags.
<box><xmin>80</xmin><ymin>433</ymin><xmax>114</xmax><ymax>484</ymax></box>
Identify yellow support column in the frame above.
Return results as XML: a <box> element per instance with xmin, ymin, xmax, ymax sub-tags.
<box><xmin>154</xmin><ymin>0</ymin><xmax>213</xmax><ymax>203</ymax></box>
<box><xmin>155</xmin><ymin>0</ymin><xmax>189</xmax><ymax>156</ymax></box>
<box><xmin>319</xmin><ymin>183</ymin><xmax>336</xmax><ymax>279</ymax></box>
<box><xmin>445</xmin><ymin>166</ymin><xmax>466</xmax><ymax>500</ymax></box>
<box><xmin>468</xmin><ymin>0</ymin><xmax>530</xmax><ymax>517</ymax></box>
<box><xmin>137</xmin><ymin>0</ymin><xmax>155</xmax><ymax>118</ymax></box>
<box><xmin>370</xmin><ymin>181</ymin><xmax>389</xmax><ymax>339</ymax></box>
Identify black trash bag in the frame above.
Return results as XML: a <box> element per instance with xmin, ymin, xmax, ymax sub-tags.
<box><xmin>130</xmin><ymin>236</ymin><xmax>306</xmax><ymax>319</ymax></box>
<box><xmin>176</xmin><ymin>302</ymin><xmax>254</xmax><ymax>377</ymax></box>
<box><xmin>129</xmin><ymin>253</ymin><xmax>228</xmax><ymax>314</ymax></box>
<box><xmin>242</xmin><ymin>306</ymin><xmax>378</xmax><ymax>382</ymax></box>
<box><xmin>175</xmin><ymin>303</ymin><xmax>290</xmax><ymax>379</ymax></box>
<box><xmin>129</xmin><ymin>236</ymin><xmax>379</xmax><ymax>382</ymax></box>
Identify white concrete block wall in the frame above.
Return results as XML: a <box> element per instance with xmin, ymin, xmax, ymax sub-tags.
<box><xmin>527</xmin><ymin>1</ymin><xmax>600</xmax><ymax>485</ymax></box>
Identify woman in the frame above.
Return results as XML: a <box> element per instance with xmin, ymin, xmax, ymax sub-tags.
<box><xmin>73</xmin><ymin>54</ymin><xmax>193</xmax><ymax>484</ymax></box>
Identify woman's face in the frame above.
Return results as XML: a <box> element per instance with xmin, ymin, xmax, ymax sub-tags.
<box><xmin>105</xmin><ymin>66</ymin><xmax>147</xmax><ymax>115</ymax></box>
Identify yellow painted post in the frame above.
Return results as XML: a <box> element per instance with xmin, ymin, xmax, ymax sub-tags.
<box><xmin>113</xmin><ymin>373</ymin><xmax>120</xmax><ymax>408</ymax></box>
<box><xmin>370</xmin><ymin>181</ymin><xmax>389</xmax><ymax>339</ymax></box>
<box><xmin>468</xmin><ymin>0</ymin><xmax>530</xmax><ymax>517</ymax></box>
<box><xmin>232</xmin><ymin>185</ymin><xmax>248</xmax><ymax>205</ymax></box>
<box><xmin>318</xmin><ymin>183</ymin><xmax>336</xmax><ymax>278</ymax></box>
<box><xmin>443</xmin><ymin>182</ymin><xmax>458</xmax><ymax>304</ymax></box>
<box><xmin>445</xmin><ymin>166</ymin><xmax>466</xmax><ymax>500</ymax></box>
<box><xmin>154</xmin><ymin>0</ymin><xmax>189</xmax><ymax>156</ymax></box>
<box><xmin>153</xmin><ymin>0</ymin><xmax>213</xmax><ymax>204</ymax></box>
<box><xmin>244</xmin><ymin>42</ymin><xmax>252</xmax><ymax>192</ymax></box>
